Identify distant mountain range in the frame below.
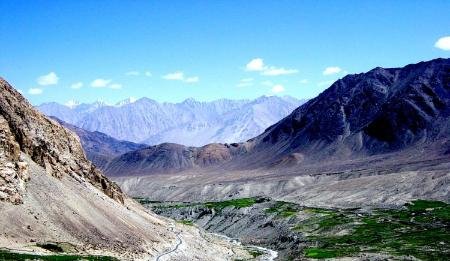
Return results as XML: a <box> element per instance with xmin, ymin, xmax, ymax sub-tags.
<box><xmin>105</xmin><ymin>58</ymin><xmax>450</xmax><ymax>176</ymax></box>
<box><xmin>38</xmin><ymin>96</ymin><xmax>305</xmax><ymax>146</ymax></box>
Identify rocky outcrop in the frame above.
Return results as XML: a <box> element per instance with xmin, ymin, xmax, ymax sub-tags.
<box><xmin>0</xmin><ymin>115</ymin><xmax>29</xmax><ymax>204</ymax></box>
<box><xmin>0</xmin><ymin>78</ymin><xmax>124</xmax><ymax>203</ymax></box>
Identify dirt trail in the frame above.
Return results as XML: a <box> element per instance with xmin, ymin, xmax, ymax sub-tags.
<box><xmin>154</xmin><ymin>223</ymin><xmax>182</xmax><ymax>261</ymax></box>
<box><xmin>153</xmin><ymin>221</ymin><xmax>278</xmax><ymax>261</ymax></box>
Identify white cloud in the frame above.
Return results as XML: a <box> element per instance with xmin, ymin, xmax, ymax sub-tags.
<box><xmin>299</xmin><ymin>79</ymin><xmax>309</xmax><ymax>84</ymax></box>
<box><xmin>91</xmin><ymin>78</ymin><xmax>112</xmax><ymax>88</ymax></box>
<box><xmin>109</xmin><ymin>83</ymin><xmax>122</xmax><ymax>89</ymax></box>
<box><xmin>246</xmin><ymin>58</ymin><xmax>265</xmax><ymax>71</ymax></box>
<box><xmin>90</xmin><ymin>78</ymin><xmax>121</xmax><ymax>89</ymax></box>
<box><xmin>37</xmin><ymin>72</ymin><xmax>59</xmax><ymax>86</ymax></box>
<box><xmin>323</xmin><ymin>67</ymin><xmax>342</xmax><ymax>75</ymax></box>
<box><xmin>28</xmin><ymin>88</ymin><xmax>43</xmax><ymax>95</ymax></box>
<box><xmin>162</xmin><ymin>71</ymin><xmax>199</xmax><ymax>83</ymax></box>
<box><xmin>435</xmin><ymin>36</ymin><xmax>450</xmax><ymax>51</ymax></box>
<box><xmin>241</xmin><ymin>78</ymin><xmax>253</xmax><ymax>82</ymax></box>
<box><xmin>125</xmin><ymin>70</ymin><xmax>152</xmax><ymax>76</ymax></box>
<box><xmin>70</xmin><ymin>82</ymin><xmax>83</xmax><ymax>89</ymax></box>
<box><xmin>185</xmin><ymin>76</ymin><xmax>199</xmax><ymax>83</ymax></box>
<box><xmin>271</xmin><ymin>84</ymin><xmax>285</xmax><ymax>93</ymax></box>
<box><xmin>125</xmin><ymin>71</ymin><xmax>140</xmax><ymax>76</ymax></box>
<box><xmin>262</xmin><ymin>67</ymin><xmax>298</xmax><ymax>76</ymax></box>
<box><xmin>162</xmin><ymin>71</ymin><xmax>185</xmax><ymax>80</ymax></box>
<box><xmin>245</xmin><ymin>58</ymin><xmax>298</xmax><ymax>76</ymax></box>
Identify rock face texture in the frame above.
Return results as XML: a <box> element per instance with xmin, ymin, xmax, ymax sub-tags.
<box><xmin>53</xmin><ymin>117</ymin><xmax>146</xmax><ymax>170</ymax></box>
<box><xmin>250</xmin><ymin>58</ymin><xmax>450</xmax><ymax>164</ymax></box>
<box><xmin>0</xmin><ymin>78</ymin><xmax>123</xmax><ymax>203</ymax></box>
<box><xmin>0</xmin><ymin>115</ymin><xmax>29</xmax><ymax>204</ymax></box>
<box><xmin>38</xmin><ymin>96</ymin><xmax>304</xmax><ymax>146</ymax></box>
<box><xmin>106</xmin><ymin>58</ymin><xmax>450</xmax><ymax>176</ymax></box>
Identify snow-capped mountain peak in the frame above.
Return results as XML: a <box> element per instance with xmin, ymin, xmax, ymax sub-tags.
<box><xmin>37</xmin><ymin>96</ymin><xmax>307</xmax><ymax>146</ymax></box>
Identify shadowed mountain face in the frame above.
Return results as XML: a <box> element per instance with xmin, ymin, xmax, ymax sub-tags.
<box><xmin>105</xmin><ymin>58</ymin><xmax>450</xmax><ymax>176</ymax></box>
<box><xmin>52</xmin><ymin>117</ymin><xmax>147</xmax><ymax>170</ymax></box>
<box><xmin>251</xmin><ymin>58</ymin><xmax>450</xmax><ymax>163</ymax></box>
<box><xmin>38</xmin><ymin>96</ymin><xmax>304</xmax><ymax>146</ymax></box>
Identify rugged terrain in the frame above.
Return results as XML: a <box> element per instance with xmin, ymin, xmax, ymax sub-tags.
<box><xmin>38</xmin><ymin>95</ymin><xmax>304</xmax><ymax>146</ymax></box>
<box><xmin>105</xmin><ymin>142</ymin><xmax>249</xmax><ymax>176</ymax></box>
<box><xmin>111</xmin><ymin>58</ymin><xmax>450</xmax><ymax>174</ymax></box>
<box><xmin>138</xmin><ymin>197</ymin><xmax>450</xmax><ymax>260</ymax></box>
<box><xmin>246</xmin><ymin>58</ymin><xmax>450</xmax><ymax>165</ymax></box>
<box><xmin>0</xmin><ymin>77</ymin><xmax>262</xmax><ymax>260</ymax></box>
<box><xmin>53</xmin><ymin>118</ymin><xmax>146</xmax><ymax>170</ymax></box>
<box><xmin>116</xmin><ymin>149</ymin><xmax>450</xmax><ymax>208</ymax></box>
<box><xmin>113</xmin><ymin>59</ymin><xmax>450</xmax><ymax>212</ymax></box>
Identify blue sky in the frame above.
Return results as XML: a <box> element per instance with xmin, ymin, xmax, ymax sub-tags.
<box><xmin>1</xmin><ymin>0</ymin><xmax>449</xmax><ymax>105</ymax></box>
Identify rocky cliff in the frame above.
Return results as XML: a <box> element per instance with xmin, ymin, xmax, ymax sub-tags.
<box><xmin>0</xmin><ymin>115</ymin><xmax>29</xmax><ymax>204</ymax></box>
<box><xmin>0</xmin><ymin>78</ymin><xmax>123</xmax><ymax>203</ymax></box>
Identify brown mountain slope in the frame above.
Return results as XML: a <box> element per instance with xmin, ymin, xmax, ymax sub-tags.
<box><xmin>109</xmin><ymin>59</ymin><xmax>449</xmax><ymax>207</ymax></box>
<box><xmin>0</xmin><ymin>78</ymin><xmax>254</xmax><ymax>260</ymax></box>
<box><xmin>0</xmin><ymin>80</ymin><xmax>123</xmax><ymax>203</ymax></box>
<box><xmin>51</xmin><ymin>117</ymin><xmax>147</xmax><ymax>170</ymax></box>
<box><xmin>105</xmin><ymin>58</ymin><xmax>450</xmax><ymax>177</ymax></box>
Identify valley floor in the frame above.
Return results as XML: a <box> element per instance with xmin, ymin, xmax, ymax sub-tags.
<box><xmin>114</xmin><ymin>150</ymin><xmax>450</xmax><ymax>209</ymax></box>
<box><xmin>136</xmin><ymin>197</ymin><xmax>450</xmax><ymax>261</ymax></box>
<box><xmin>0</xmin><ymin>155</ymin><xmax>257</xmax><ymax>261</ymax></box>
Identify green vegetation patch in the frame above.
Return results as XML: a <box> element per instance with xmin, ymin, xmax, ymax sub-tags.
<box><xmin>293</xmin><ymin>208</ymin><xmax>355</xmax><ymax>233</ymax></box>
<box><xmin>153</xmin><ymin>203</ymin><xmax>194</xmax><ymax>209</ymax></box>
<box><xmin>405</xmin><ymin>199</ymin><xmax>450</xmax><ymax>222</ymax></box>
<box><xmin>133</xmin><ymin>197</ymin><xmax>163</xmax><ymax>205</ymax></box>
<box><xmin>177</xmin><ymin>219</ymin><xmax>194</xmax><ymax>226</ymax></box>
<box><xmin>37</xmin><ymin>243</ymin><xmax>64</xmax><ymax>253</ymax></box>
<box><xmin>137</xmin><ymin>197</ymin><xmax>269</xmax><ymax>212</ymax></box>
<box><xmin>247</xmin><ymin>249</ymin><xmax>264</xmax><ymax>258</ymax></box>
<box><xmin>304</xmin><ymin>247</ymin><xmax>356</xmax><ymax>259</ymax></box>
<box><xmin>300</xmin><ymin>200</ymin><xmax>450</xmax><ymax>260</ymax></box>
<box><xmin>151</xmin><ymin>197</ymin><xmax>262</xmax><ymax>211</ymax></box>
<box><xmin>204</xmin><ymin>198</ymin><xmax>262</xmax><ymax>211</ymax></box>
<box><xmin>36</xmin><ymin>242</ymin><xmax>77</xmax><ymax>253</ymax></box>
<box><xmin>0</xmin><ymin>249</ymin><xmax>118</xmax><ymax>261</ymax></box>
<box><xmin>265</xmin><ymin>201</ymin><xmax>299</xmax><ymax>218</ymax></box>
